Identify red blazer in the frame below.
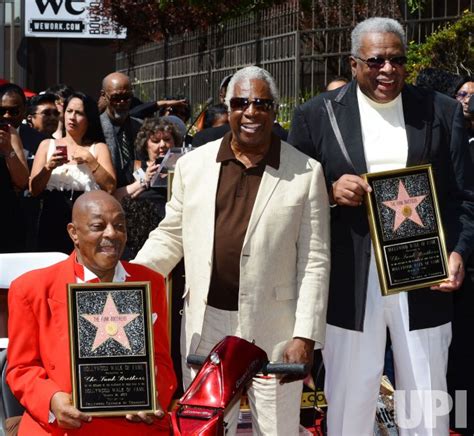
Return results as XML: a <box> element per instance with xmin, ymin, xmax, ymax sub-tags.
<box><xmin>6</xmin><ymin>253</ymin><xmax>177</xmax><ymax>435</ymax></box>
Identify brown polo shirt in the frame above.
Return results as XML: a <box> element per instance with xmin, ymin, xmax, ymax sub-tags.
<box><xmin>207</xmin><ymin>132</ymin><xmax>281</xmax><ymax>311</ymax></box>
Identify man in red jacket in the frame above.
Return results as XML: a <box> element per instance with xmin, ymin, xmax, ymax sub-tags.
<box><xmin>6</xmin><ymin>191</ymin><xmax>176</xmax><ymax>435</ymax></box>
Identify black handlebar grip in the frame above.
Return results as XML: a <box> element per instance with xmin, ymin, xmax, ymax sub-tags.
<box><xmin>263</xmin><ymin>362</ymin><xmax>310</xmax><ymax>375</ymax></box>
<box><xmin>187</xmin><ymin>354</ymin><xmax>206</xmax><ymax>367</ymax></box>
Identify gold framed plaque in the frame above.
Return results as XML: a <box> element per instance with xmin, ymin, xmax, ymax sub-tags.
<box><xmin>363</xmin><ymin>164</ymin><xmax>449</xmax><ymax>295</ymax></box>
<box><xmin>67</xmin><ymin>282</ymin><xmax>156</xmax><ymax>416</ymax></box>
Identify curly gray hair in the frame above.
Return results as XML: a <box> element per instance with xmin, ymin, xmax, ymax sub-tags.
<box><xmin>134</xmin><ymin>117</ymin><xmax>182</xmax><ymax>159</ymax></box>
<box><xmin>225</xmin><ymin>66</ymin><xmax>280</xmax><ymax>110</ymax></box>
<box><xmin>351</xmin><ymin>17</ymin><xmax>406</xmax><ymax>57</ymax></box>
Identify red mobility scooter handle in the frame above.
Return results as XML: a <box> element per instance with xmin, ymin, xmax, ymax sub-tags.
<box><xmin>171</xmin><ymin>336</ymin><xmax>309</xmax><ymax>435</ymax></box>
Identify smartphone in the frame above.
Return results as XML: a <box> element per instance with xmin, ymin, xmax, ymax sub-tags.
<box><xmin>56</xmin><ymin>145</ymin><xmax>67</xmax><ymax>159</ymax></box>
<box><xmin>155</xmin><ymin>156</ymin><xmax>164</xmax><ymax>166</ymax></box>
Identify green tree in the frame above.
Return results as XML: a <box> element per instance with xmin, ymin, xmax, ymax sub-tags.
<box><xmin>406</xmin><ymin>10</ymin><xmax>474</xmax><ymax>83</ymax></box>
<box><xmin>93</xmin><ymin>0</ymin><xmax>286</xmax><ymax>46</ymax></box>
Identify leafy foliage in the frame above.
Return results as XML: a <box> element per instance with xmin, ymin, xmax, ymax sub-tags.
<box><xmin>93</xmin><ymin>0</ymin><xmax>286</xmax><ymax>46</ymax></box>
<box><xmin>406</xmin><ymin>0</ymin><xmax>425</xmax><ymax>14</ymax></box>
<box><xmin>406</xmin><ymin>11</ymin><xmax>474</xmax><ymax>83</ymax></box>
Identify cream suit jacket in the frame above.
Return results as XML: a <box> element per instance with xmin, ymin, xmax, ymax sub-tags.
<box><xmin>133</xmin><ymin>137</ymin><xmax>330</xmax><ymax>361</ymax></box>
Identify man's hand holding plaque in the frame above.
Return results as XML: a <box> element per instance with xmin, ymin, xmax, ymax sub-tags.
<box><xmin>50</xmin><ymin>391</ymin><xmax>92</xmax><ymax>429</ymax></box>
<box><xmin>330</xmin><ymin>174</ymin><xmax>372</xmax><ymax>207</ymax></box>
<box><xmin>430</xmin><ymin>251</ymin><xmax>464</xmax><ymax>292</ymax></box>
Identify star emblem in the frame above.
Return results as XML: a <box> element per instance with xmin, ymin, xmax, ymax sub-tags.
<box><xmin>81</xmin><ymin>293</ymin><xmax>139</xmax><ymax>351</ymax></box>
<box><xmin>382</xmin><ymin>180</ymin><xmax>427</xmax><ymax>231</ymax></box>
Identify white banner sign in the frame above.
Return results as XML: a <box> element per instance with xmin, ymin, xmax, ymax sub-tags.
<box><xmin>24</xmin><ymin>0</ymin><xmax>127</xmax><ymax>39</ymax></box>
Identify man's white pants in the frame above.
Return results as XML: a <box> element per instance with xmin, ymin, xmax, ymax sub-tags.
<box><xmin>182</xmin><ymin>305</ymin><xmax>303</xmax><ymax>436</ymax></box>
<box><xmin>323</xmin><ymin>260</ymin><xmax>452</xmax><ymax>436</ymax></box>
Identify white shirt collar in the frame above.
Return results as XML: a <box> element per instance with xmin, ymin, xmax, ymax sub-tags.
<box><xmin>77</xmin><ymin>261</ymin><xmax>130</xmax><ymax>283</ymax></box>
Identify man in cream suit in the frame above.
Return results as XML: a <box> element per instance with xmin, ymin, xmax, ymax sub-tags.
<box><xmin>133</xmin><ymin>66</ymin><xmax>330</xmax><ymax>435</ymax></box>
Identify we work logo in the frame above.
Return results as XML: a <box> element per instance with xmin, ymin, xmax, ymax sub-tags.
<box><xmin>26</xmin><ymin>0</ymin><xmax>125</xmax><ymax>38</ymax></box>
<box><xmin>35</xmin><ymin>0</ymin><xmax>85</xmax><ymax>15</ymax></box>
<box><xmin>28</xmin><ymin>0</ymin><xmax>86</xmax><ymax>34</ymax></box>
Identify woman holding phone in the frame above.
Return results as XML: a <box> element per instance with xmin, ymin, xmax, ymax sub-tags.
<box><xmin>30</xmin><ymin>92</ymin><xmax>116</xmax><ymax>253</ymax></box>
<box><xmin>115</xmin><ymin>117</ymin><xmax>182</xmax><ymax>258</ymax></box>
<box><xmin>0</xmin><ymin>120</ymin><xmax>29</xmax><ymax>252</ymax></box>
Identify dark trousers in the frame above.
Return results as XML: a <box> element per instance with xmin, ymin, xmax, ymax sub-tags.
<box><xmin>448</xmin><ymin>265</ymin><xmax>474</xmax><ymax>434</ymax></box>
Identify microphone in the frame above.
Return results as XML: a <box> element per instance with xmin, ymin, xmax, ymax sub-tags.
<box><xmin>185</xmin><ymin>97</ymin><xmax>213</xmax><ymax>146</ymax></box>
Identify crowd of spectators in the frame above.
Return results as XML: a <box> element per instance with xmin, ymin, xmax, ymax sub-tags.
<box><xmin>0</xmin><ymin>69</ymin><xmax>298</xmax><ymax>258</ymax></box>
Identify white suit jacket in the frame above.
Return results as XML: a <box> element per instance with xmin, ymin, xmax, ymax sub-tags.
<box><xmin>133</xmin><ymin>137</ymin><xmax>330</xmax><ymax>361</ymax></box>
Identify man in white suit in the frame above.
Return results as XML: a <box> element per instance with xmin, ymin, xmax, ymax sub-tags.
<box><xmin>133</xmin><ymin>66</ymin><xmax>330</xmax><ymax>435</ymax></box>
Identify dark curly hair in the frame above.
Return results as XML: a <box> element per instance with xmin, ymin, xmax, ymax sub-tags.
<box><xmin>415</xmin><ymin>68</ymin><xmax>467</xmax><ymax>98</ymax></box>
<box><xmin>63</xmin><ymin>92</ymin><xmax>105</xmax><ymax>144</ymax></box>
<box><xmin>45</xmin><ymin>83</ymin><xmax>75</xmax><ymax>102</ymax></box>
<box><xmin>121</xmin><ymin>196</ymin><xmax>164</xmax><ymax>259</ymax></box>
<box><xmin>135</xmin><ymin>117</ymin><xmax>182</xmax><ymax>160</ymax></box>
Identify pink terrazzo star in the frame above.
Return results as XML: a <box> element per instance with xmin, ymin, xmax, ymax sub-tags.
<box><xmin>82</xmin><ymin>293</ymin><xmax>139</xmax><ymax>351</ymax></box>
<box><xmin>382</xmin><ymin>180</ymin><xmax>426</xmax><ymax>231</ymax></box>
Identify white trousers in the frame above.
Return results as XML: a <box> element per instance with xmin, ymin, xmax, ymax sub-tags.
<box><xmin>182</xmin><ymin>305</ymin><xmax>303</xmax><ymax>436</ymax></box>
<box><xmin>323</xmin><ymin>259</ymin><xmax>452</xmax><ymax>436</ymax></box>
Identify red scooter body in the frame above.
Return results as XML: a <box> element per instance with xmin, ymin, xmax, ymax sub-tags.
<box><xmin>171</xmin><ymin>336</ymin><xmax>268</xmax><ymax>435</ymax></box>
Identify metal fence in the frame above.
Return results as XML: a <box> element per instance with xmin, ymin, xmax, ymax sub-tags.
<box><xmin>117</xmin><ymin>0</ymin><xmax>474</xmax><ymax>124</ymax></box>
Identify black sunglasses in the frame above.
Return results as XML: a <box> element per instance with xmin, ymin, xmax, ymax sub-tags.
<box><xmin>355</xmin><ymin>56</ymin><xmax>407</xmax><ymax>69</ymax></box>
<box><xmin>0</xmin><ymin>107</ymin><xmax>21</xmax><ymax>116</ymax></box>
<box><xmin>229</xmin><ymin>97</ymin><xmax>275</xmax><ymax>112</ymax></box>
<box><xmin>106</xmin><ymin>93</ymin><xmax>133</xmax><ymax>103</ymax></box>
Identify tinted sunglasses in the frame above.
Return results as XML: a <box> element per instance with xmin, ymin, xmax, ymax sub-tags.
<box><xmin>106</xmin><ymin>93</ymin><xmax>133</xmax><ymax>103</ymax></box>
<box><xmin>0</xmin><ymin>107</ymin><xmax>21</xmax><ymax>116</ymax></box>
<box><xmin>355</xmin><ymin>56</ymin><xmax>407</xmax><ymax>69</ymax></box>
<box><xmin>229</xmin><ymin>97</ymin><xmax>275</xmax><ymax>112</ymax></box>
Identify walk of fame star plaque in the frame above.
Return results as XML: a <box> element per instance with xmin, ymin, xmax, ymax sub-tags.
<box><xmin>363</xmin><ymin>165</ymin><xmax>449</xmax><ymax>295</ymax></box>
<box><xmin>67</xmin><ymin>282</ymin><xmax>157</xmax><ymax>416</ymax></box>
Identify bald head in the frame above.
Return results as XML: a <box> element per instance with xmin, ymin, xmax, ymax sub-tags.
<box><xmin>68</xmin><ymin>191</ymin><xmax>127</xmax><ymax>282</ymax></box>
<box><xmin>101</xmin><ymin>72</ymin><xmax>133</xmax><ymax>124</ymax></box>
<box><xmin>102</xmin><ymin>72</ymin><xmax>131</xmax><ymax>91</ymax></box>
<box><xmin>72</xmin><ymin>191</ymin><xmax>123</xmax><ymax>223</ymax></box>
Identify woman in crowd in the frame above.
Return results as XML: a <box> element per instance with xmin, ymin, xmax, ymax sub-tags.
<box><xmin>115</xmin><ymin>117</ymin><xmax>182</xmax><ymax>258</ymax></box>
<box><xmin>0</xmin><ymin>123</ymin><xmax>29</xmax><ymax>252</ymax></box>
<box><xmin>45</xmin><ymin>83</ymin><xmax>75</xmax><ymax>139</ymax></box>
<box><xmin>30</xmin><ymin>92</ymin><xmax>116</xmax><ymax>253</ymax></box>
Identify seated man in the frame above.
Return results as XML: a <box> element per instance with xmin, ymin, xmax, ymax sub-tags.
<box><xmin>6</xmin><ymin>191</ymin><xmax>176</xmax><ymax>435</ymax></box>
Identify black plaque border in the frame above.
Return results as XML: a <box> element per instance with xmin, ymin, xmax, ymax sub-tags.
<box><xmin>67</xmin><ymin>282</ymin><xmax>157</xmax><ymax>416</ymax></box>
<box><xmin>363</xmin><ymin>165</ymin><xmax>449</xmax><ymax>295</ymax></box>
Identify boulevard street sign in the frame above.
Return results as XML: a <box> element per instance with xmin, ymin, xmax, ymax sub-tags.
<box><xmin>24</xmin><ymin>0</ymin><xmax>126</xmax><ymax>39</ymax></box>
